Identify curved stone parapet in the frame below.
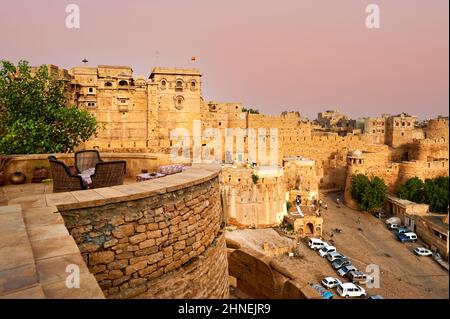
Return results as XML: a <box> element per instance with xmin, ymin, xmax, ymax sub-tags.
<box><xmin>52</xmin><ymin>165</ymin><xmax>228</xmax><ymax>298</ymax></box>
<box><xmin>0</xmin><ymin>164</ymin><xmax>228</xmax><ymax>299</ymax></box>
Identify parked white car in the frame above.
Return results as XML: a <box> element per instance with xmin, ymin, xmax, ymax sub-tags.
<box><xmin>327</xmin><ymin>251</ymin><xmax>345</xmax><ymax>262</ymax></box>
<box><xmin>336</xmin><ymin>283</ymin><xmax>366</xmax><ymax>298</ymax></box>
<box><xmin>308</xmin><ymin>238</ymin><xmax>328</xmax><ymax>250</ymax></box>
<box><xmin>387</xmin><ymin>223</ymin><xmax>400</xmax><ymax>230</ymax></box>
<box><xmin>321</xmin><ymin>277</ymin><xmax>342</xmax><ymax>289</ymax></box>
<box><xmin>414</xmin><ymin>247</ymin><xmax>433</xmax><ymax>256</ymax></box>
<box><xmin>318</xmin><ymin>246</ymin><xmax>336</xmax><ymax>257</ymax></box>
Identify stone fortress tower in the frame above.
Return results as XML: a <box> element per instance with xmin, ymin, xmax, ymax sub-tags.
<box><xmin>148</xmin><ymin>68</ymin><xmax>203</xmax><ymax>153</ymax></box>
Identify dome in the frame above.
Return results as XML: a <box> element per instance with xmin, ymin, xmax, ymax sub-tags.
<box><xmin>351</xmin><ymin>150</ymin><xmax>363</xmax><ymax>157</ymax></box>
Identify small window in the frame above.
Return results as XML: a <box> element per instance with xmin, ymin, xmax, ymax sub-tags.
<box><xmin>161</xmin><ymin>80</ymin><xmax>166</xmax><ymax>86</ymax></box>
<box><xmin>175</xmin><ymin>80</ymin><xmax>183</xmax><ymax>91</ymax></box>
<box><xmin>191</xmin><ymin>81</ymin><xmax>196</xmax><ymax>87</ymax></box>
<box><xmin>105</xmin><ymin>82</ymin><xmax>112</xmax><ymax>87</ymax></box>
<box><xmin>119</xmin><ymin>80</ymin><xmax>128</xmax><ymax>86</ymax></box>
<box><xmin>88</xmin><ymin>87</ymin><xmax>94</xmax><ymax>93</ymax></box>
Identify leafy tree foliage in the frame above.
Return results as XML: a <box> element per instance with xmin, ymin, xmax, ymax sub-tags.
<box><xmin>350</xmin><ymin>174</ymin><xmax>370</xmax><ymax>204</ymax></box>
<box><xmin>242</xmin><ymin>107</ymin><xmax>260</xmax><ymax>114</ymax></box>
<box><xmin>350</xmin><ymin>174</ymin><xmax>387</xmax><ymax>212</ymax></box>
<box><xmin>396</xmin><ymin>176</ymin><xmax>449</xmax><ymax>213</ymax></box>
<box><xmin>397</xmin><ymin>176</ymin><xmax>425</xmax><ymax>202</ymax></box>
<box><xmin>0</xmin><ymin>60</ymin><xmax>98</xmax><ymax>154</ymax></box>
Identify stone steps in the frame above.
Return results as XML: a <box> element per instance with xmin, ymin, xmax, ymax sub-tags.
<box><xmin>0</xmin><ymin>202</ymin><xmax>104</xmax><ymax>299</ymax></box>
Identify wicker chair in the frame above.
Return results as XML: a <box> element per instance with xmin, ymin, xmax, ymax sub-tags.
<box><xmin>90</xmin><ymin>161</ymin><xmax>126</xmax><ymax>189</ymax></box>
<box><xmin>48</xmin><ymin>156</ymin><xmax>85</xmax><ymax>193</ymax></box>
<box><xmin>75</xmin><ymin>150</ymin><xmax>103</xmax><ymax>173</ymax></box>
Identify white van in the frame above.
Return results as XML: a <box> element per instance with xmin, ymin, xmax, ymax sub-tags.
<box><xmin>336</xmin><ymin>283</ymin><xmax>366</xmax><ymax>298</ymax></box>
<box><xmin>308</xmin><ymin>238</ymin><xmax>328</xmax><ymax>250</ymax></box>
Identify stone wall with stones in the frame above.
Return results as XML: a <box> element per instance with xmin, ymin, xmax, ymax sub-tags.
<box><xmin>59</xmin><ymin>175</ymin><xmax>229</xmax><ymax>299</ymax></box>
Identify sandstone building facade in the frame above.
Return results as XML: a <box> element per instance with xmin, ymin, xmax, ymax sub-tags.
<box><xmin>43</xmin><ymin>64</ymin><xmax>450</xmax><ymax>228</ymax></box>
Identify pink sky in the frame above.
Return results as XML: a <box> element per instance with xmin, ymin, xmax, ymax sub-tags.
<box><xmin>0</xmin><ymin>0</ymin><xmax>448</xmax><ymax>119</ymax></box>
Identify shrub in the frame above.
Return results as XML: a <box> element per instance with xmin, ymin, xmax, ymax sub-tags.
<box><xmin>0</xmin><ymin>60</ymin><xmax>99</xmax><ymax>154</ymax></box>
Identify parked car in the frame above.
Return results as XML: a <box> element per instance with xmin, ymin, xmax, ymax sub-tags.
<box><xmin>387</xmin><ymin>223</ymin><xmax>400</xmax><ymax>230</ymax></box>
<box><xmin>318</xmin><ymin>246</ymin><xmax>336</xmax><ymax>257</ymax></box>
<box><xmin>368</xmin><ymin>294</ymin><xmax>384</xmax><ymax>299</ymax></box>
<box><xmin>397</xmin><ymin>227</ymin><xmax>412</xmax><ymax>235</ymax></box>
<box><xmin>337</xmin><ymin>265</ymin><xmax>357</xmax><ymax>277</ymax></box>
<box><xmin>414</xmin><ymin>247</ymin><xmax>433</xmax><ymax>256</ymax></box>
<box><xmin>332</xmin><ymin>258</ymin><xmax>352</xmax><ymax>270</ymax></box>
<box><xmin>308</xmin><ymin>238</ymin><xmax>329</xmax><ymax>250</ymax></box>
<box><xmin>385</xmin><ymin>217</ymin><xmax>401</xmax><ymax>225</ymax></box>
<box><xmin>348</xmin><ymin>271</ymin><xmax>372</xmax><ymax>285</ymax></box>
<box><xmin>310</xmin><ymin>284</ymin><xmax>334</xmax><ymax>299</ymax></box>
<box><xmin>321</xmin><ymin>277</ymin><xmax>342</xmax><ymax>289</ymax></box>
<box><xmin>397</xmin><ymin>232</ymin><xmax>417</xmax><ymax>243</ymax></box>
<box><xmin>336</xmin><ymin>283</ymin><xmax>366</xmax><ymax>298</ymax></box>
<box><xmin>375</xmin><ymin>211</ymin><xmax>386</xmax><ymax>219</ymax></box>
<box><xmin>327</xmin><ymin>252</ymin><xmax>345</xmax><ymax>262</ymax></box>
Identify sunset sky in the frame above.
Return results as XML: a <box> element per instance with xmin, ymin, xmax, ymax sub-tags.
<box><xmin>0</xmin><ymin>0</ymin><xmax>448</xmax><ymax>119</ymax></box>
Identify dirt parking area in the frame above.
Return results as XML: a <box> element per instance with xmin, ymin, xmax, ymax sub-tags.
<box><xmin>274</xmin><ymin>191</ymin><xmax>448</xmax><ymax>299</ymax></box>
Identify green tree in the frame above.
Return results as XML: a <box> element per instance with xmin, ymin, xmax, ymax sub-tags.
<box><xmin>350</xmin><ymin>174</ymin><xmax>370</xmax><ymax>204</ymax></box>
<box><xmin>0</xmin><ymin>60</ymin><xmax>98</xmax><ymax>154</ymax></box>
<box><xmin>350</xmin><ymin>174</ymin><xmax>387</xmax><ymax>212</ymax></box>
<box><xmin>423</xmin><ymin>177</ymin><xmax>449</xmax><ymax>213</ymax></box>
<box><xmin>242</xmin><ymin>107</ymin><xmax>260</xmax><ymax>114</ymax></box>
<box><xmin>396</xmin><ymin>176</ymin><xmax>449</xmax><ymax>213</ymax></box>
<box><xmin>252</xmin><ymin>173</ymin><xmax>259</xmax><ymax>184</ymax></box>
<box><xmin>396</xmin><ymin>176</ymin><xmax>425</xmax><ymax>202</ymax></box>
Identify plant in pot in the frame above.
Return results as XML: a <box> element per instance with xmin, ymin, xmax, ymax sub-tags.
<box><xmin>0</xmin><ymin>156</ymin><xmax>12</xmax><ymax>186</ymax></box>
<box><xmin>32</xmin><ymin>164</ymin><xmax>50</xmax><ymax>183</ymax></box>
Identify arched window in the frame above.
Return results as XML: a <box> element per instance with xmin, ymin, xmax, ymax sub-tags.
<box><xmin>118</xmin><ymin>80</ymin><xmax>128</xmax><ymax>86</ymax></box>
<box><xmin>175</xmin><ymin>80</ymin><xmax>183</xmax><ymax>92</ymax></box>
<box><xmin>105</xmin><ymin>82</ymin><xmax>112</xmax><ymax>87</ymax></box>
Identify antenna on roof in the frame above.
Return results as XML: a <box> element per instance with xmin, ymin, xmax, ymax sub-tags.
<box><xmin>82</xmin><ymin>58</ymin><xmax>88</xmax><ymax>65</ymax></box>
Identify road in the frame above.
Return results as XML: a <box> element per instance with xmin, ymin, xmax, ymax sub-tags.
<box><xmin>275</xmin><ymin>191</ymin><xmax>449</xmax><ymax>299</ymax></box>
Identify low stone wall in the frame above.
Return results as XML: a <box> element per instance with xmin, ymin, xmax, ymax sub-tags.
<box><xmin>58</xmin><ymin>167</ymin><xmax>228</xmax><ymax>298</ymax></box>
<box><xmin>227</xmin><ymin>245</ymin><xmax>318</xmax><ymax>299</ymax></box>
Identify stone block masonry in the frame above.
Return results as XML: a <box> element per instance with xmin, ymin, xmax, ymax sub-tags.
<box><xmin>60</xmin><ymin>175</ymin><xmax>229</xmax><ymax>298</ymax></box>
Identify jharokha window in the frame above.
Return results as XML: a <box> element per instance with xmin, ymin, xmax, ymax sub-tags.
<box><xmin>175</xmin><ymin>80</ymin><xmax>183</xmax><ymax>92</ymax></box>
